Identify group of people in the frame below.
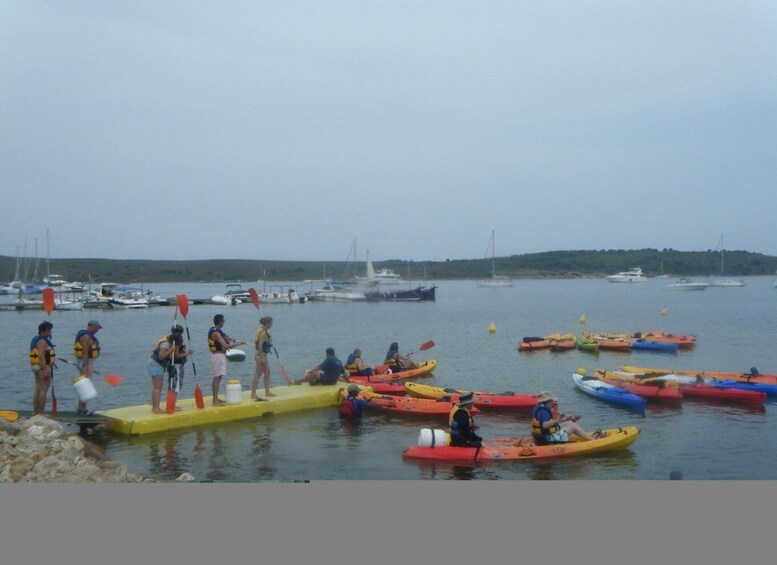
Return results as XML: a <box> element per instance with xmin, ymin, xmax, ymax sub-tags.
<box><xmin>30</xmin><ymin>316</ymin><xmax>603</xmax><ymax>447</ymax></box>
<box><xmin>31</xmin><ymin>310</ymin><xmax>427</xmax><ymax>416</ymax></box>
<box><xmin>30</xmin><ymin>319</ymin><xmax>102</xmax><ymax>416</ymax></box>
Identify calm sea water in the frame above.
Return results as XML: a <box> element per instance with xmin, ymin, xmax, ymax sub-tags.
<box><xmin>2</xmin><ymin>277</ymin><xmax>776</xmax><ymax>481</ymax></box>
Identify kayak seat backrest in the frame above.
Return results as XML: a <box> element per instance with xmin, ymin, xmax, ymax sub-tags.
<box><xmin>522</xmin><ymin>337</ymin><xmax>543</xmax><ymax>342</ymax></box>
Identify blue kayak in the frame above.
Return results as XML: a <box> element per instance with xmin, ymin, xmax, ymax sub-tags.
<box><xmin>572</xmin><ymin>373</ymin><xmax>647</xmax><ymax>414</ymax></box>
<box><xmin>710</xmin><ymin>380</ymin><xmax>777</xmax><ymax>397</ymax></box>
<box><xmin>630</xmin><ymin>340</ymin><xmax>678</xmax><ymax>353</ymax></box>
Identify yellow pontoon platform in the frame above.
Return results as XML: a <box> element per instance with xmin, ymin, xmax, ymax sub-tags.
<box><xmin>99</xmin><ymin>383</ymin><xmax>359</xmax><ymax>436</ymax></box>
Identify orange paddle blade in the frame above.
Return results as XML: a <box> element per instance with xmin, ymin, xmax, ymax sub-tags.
<box><xmin>166</xmin><ymin>390</ymin><xmax>177</xmax><ymax>414</ymax></box>
<box><xmin>194</xmin><ymin>385</ymin><xmax>205</xmax><ymax>409</ymax></box>
<box><xmin>42</xmin><ymin>288</ymin><xmax>55</xmax><ymax>315</ymax></box>
<box><xmin>176</xmin><ymin>294</ymin><xmax>189</xmax><ymax>318</ymax></box>
<box><xmin>248</xmin><ymin>287</ymin><xmax>260</xmax><ymax>309</ymax></box>
<box><xmin>419</xmin><ymin>340</ymin><xmax>435</xmax><ymax>351</ymax></box>
<box><xmin>104</xmin><ymin>374</ymin><xmax>123</xmax><ymax>386</ymax></box>
<box><xmin>0</xmin><ymin>410</ymin><xmax>19</xmax><ymax>422</ymax></box>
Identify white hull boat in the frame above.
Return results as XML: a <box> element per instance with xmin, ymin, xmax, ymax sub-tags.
<box><xmin>667</xmin><ymin>277</ymin><xmax>710</xmax><ymax>291</ymax></box>
<box><xmin>606</xmin><ymin>267</ymin><xmax>647</xmax><ymax>283</ymax></box>
<box><xmin>478</xmin><ymin>231</ymin><xmax>513</xmax><ymax>287</ymax></box>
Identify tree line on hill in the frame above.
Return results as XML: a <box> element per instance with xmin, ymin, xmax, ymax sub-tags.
<box><xmin>2</xmin><ymin>248</ymin><xmax>776</xmax><ymax>284</ymax></box>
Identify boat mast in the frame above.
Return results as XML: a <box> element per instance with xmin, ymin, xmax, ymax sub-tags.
<box><xmin>491</xmin><ymin>230</ymin><xmax>496</xmax><ymax>277</ymax></box>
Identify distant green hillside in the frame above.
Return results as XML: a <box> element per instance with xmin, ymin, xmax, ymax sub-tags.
<box><xmin>2</xmin><ymin>248</ymin><xmax>776</xmax><ymax>283</ymax></box>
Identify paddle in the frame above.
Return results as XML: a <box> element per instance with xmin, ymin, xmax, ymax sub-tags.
<box><xmin>42</xmin><ymin>287</ymin><xmax>55</xmax><ymax>315</ymax></box>
<box><xmin>249</xmin><ymin>287</ymin><xmax>260</xmax><ymax>310</ymax></box>
<box><xmin>408</xmin><ymin>340</ymin><xmax>435</xmax><ymax>356</ymax></box>
<box><xmin>166</xmin><ymin>302</ymin><xmax>181</xmax><ymax>414</ymax></box>
<box><xmin>272</xmin><ymin>346</ymin><xmax>294</xmax><ymax>387</ymax></box>
<box><xmin>57</xmin><ymin>357</ymin><xmax>121</xmax><ymax>385</ymax></box>
<box><xmin>176</xmin><ymin>294</ymin><xmax>204</xmax><ymax>408</ymax></box>
<box><xmin>1</xmin><ymin>410</ymin><xmax>19</xmax><ymax>422</ymax></box>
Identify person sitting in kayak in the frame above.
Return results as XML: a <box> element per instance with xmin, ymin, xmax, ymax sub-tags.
<box><xmin>384</xmin><ymin>342</ymin><xmax>418</xmax><ymax>372</ymax></box>
<box><xmin>339</xmin><ymin>384</ymin><xmax>373</xmax><ymax>419</ymax></box>
<box><xmin>295</xmin><ymin>347</ymin><xmax>349</xmax><ymax>385</ymax></box>
<box><xmin>531</xmin><ymin>391</ymin><xmax>599</xmax><ymax>445</ymax></box>
<box><xmin>345</xmin><ymin>348</ymin><xmax>373</xmax><ymax>376</ymax></box>
<box><xmin>448</xmin><ymin>392</ymin><xmax>483</xmax><ymax>447</ymax></box>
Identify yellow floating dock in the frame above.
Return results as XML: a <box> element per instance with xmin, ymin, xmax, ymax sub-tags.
<box><xmin>98</xmin><ymin>383</ymin><xmax>357</xmax><ymax>436</ymax></box>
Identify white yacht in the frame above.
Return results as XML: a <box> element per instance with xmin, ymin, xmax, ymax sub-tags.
<box><xmin>667</xmin><ymin>277</ymin><xmax>710</xmax><ymax>291</ymax></box>
<box><xmin>605</xmin><ymin>267</ymin><xmax>647</xmax><ymax>283</ymax></box>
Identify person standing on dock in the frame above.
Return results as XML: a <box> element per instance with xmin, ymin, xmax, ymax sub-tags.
<box><xmin>208</xmin><ymin>314</ymin><xmax>242</xmax><ymax>406</ymax></box>
<box><xmin>30</xmin><ymin>321</ymin><xmax>55</xmax><ymax>415</ymax></box>
<box><xmin>74</xmin><ymin>320</ymin><xmax>101</xmax><ymax>416</ymax></box>
<box><xmin>251</xmin><ymin>316</ymin><xmax>275</xmax><ymax>401</ymax></box>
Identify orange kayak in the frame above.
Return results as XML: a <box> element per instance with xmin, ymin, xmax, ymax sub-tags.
<box><xmin>347</xmin><ymin>360</ymin><xmax>437</xmax><ymax>384</ymax></box>
<box><xmin>404</xmin><ymin>382</ymin><xmax>540</xmax><ymax>412</ymax></box>
<box><xmin>355</xmin><ymin>390</ymin><xmax>480</xmax><ymax>416</ymax></box>
<box><xmin>583</xmin><ymin>333</ymin><xmax>632</xmax><ymax>351</ymax></box>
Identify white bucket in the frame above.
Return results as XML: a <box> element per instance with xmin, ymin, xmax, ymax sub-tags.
<box><xmin>418</xmin><ymin>428</ymin><xmax>449</xmax><ymax>448</ymax></box>
<box><xmin>225</xmin><ymin>380</ymin><xmax>242</xmax><ymax>404</ymax></box>
<box><xmin>72</xmin><ymin>375</ymin><xmax>97</xmax><ymax>403</ymax></box>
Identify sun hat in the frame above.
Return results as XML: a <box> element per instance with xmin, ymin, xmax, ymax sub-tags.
<box><xmin>538</xmin><ymin>391</ymin><xmax>557</xmax><ymax>403</ymax></box>
<box><xmin>456</xmin><ymin>391</ymin><xmax>476</xmax><ymax>406</ymax></box>
<box><xmin>347</xmin><ymin>384</ymin><xmax>360</xmax><ymax>394</ymax></box>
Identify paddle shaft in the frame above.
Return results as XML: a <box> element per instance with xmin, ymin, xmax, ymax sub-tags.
<box><xmin>272</xmin><ymin>346</ymin><xmax>293</xmax><ymax>387</ymax></box>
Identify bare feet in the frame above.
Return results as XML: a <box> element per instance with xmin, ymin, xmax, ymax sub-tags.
<box><xmin>265</xmin><ymin>392</ymin><xmax>276</xmax><ymax>397</ymax></box>
<box><xmin>174</xmin><ymin>406</ymin><xmax>182</xmax><ymax>412</ymax></box>
<box><xmin>213</xmin><ymin>399</ymin><xmax>226</xmax><ymax>406</ymax></box>
<box><xmin>152</xmin><ymin>408</ymin><xmax>165</xmax><ymax>414</ymax></box>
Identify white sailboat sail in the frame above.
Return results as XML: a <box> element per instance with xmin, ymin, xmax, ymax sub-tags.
<box><xmin>478</xmin><ymin>230</ymin><xmax>513</xmax><ymax>287</ymax></box>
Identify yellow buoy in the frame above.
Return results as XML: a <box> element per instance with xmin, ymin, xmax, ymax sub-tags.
<box><xmin>660</xmin><ymin>308</ymin><xmax>668</xmax><ymax>316</ymax></box>
<box><xmin>576</xmin><ymin>367</ymin><xmax>587</xmax><ymax>376</ymax></box>
<box><xmin>579</xmin><ymin>314</ymin><xmax>586</xmax><ymax>325</ymax></box>
<box><xmin>488</xmin><ymin>322</ymin><xmax>496</xmax><ymax>334</ymax></box>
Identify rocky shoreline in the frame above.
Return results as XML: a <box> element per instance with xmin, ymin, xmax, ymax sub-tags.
<box><xmin>0</xmin><ymin>415</ymin><xmax>194</xmax><ymax>483</ymax></box>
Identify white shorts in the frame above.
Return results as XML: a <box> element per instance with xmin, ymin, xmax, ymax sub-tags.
<box><xmin>211</xmin><ymin>353</ymin><xmax>227</xmax><ymax>377</ymax></box>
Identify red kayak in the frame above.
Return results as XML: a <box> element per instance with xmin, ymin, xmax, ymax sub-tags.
<box><xmin>404</xmin><ymin>382</ymin><xmax>540</xmax><ymax>412</ymax></box>
<box><xmin>366</xmin><ymin>382</ymin><xmax>407</xmax><ymax>396</ymax></box>
<box><xmin>675</xmin><ymin>384</ymin><xmax>766</xmax><ymax>405</ymax></box>
<box><xmin>599</xmin><ymin>377</ymin><xmax>683</xmax><ymax>403</ymax></box>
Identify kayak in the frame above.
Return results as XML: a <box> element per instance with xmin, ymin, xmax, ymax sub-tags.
<box><xmin>576</xmin><ymin>336</ymin><xmax>600</xmax><ymax>354</ymax></box>
<box><xmin>596</xmin><ymin>331</ymin><xmax>696</xmax><ymax>348</ymax></box>
<box><xmin>572</xmin><ymin>372</ymin><xmax>647</xmax><ymax>413</ymax></box>
<box><xmin>594</xmin><ymin>371</ymin><xmax>682</xmax><ymax>403</ymax></box>
<box><xmin>366</xmin><ymin>382</ymin><xmax>408</xmax><ymax>396</ymax></box>
<box><xmin>618</xmin><ymin>370</ymin><xmax>777</xmax><ymax>396</ymax></box>
<box><xmin>402</xmin><ymin>426</ymin><xmax>640</xmax><ymax>461</ymax></box>
<box><xmin>630</xmin><ymin>373</ymin><xmax>767</xmax><ymax>405</ymax></box>
<box><xmin>629</xmin><ymin>340</ymin><xmax>678</xmax><ymax>353</ymax></box>
<box><xmin>549</xmin><ymin>333</ymin><xmax>577</xmax><ymax>351</ymax></box>
<box><xmin>620</xmin><ymin>365</ymin><xmax>777</xmax><ymax>385</ymax></box>
<box><xmin>353</xmin><ymin>389</ymin><xmax>479</xmax><ymax>416</ymax></box>
<box><xmin>518</xmin><ymin>336</ymin><xmax>553</xmax><ymax>351</ymax></box>
<box><xmin>403</xmin><ymin>382</ymin><xmax>540</xmax><ymax>411</ymax></box>
<box><xmin>582</xmin><ymin>333</ymin><xmax>632</xmax><ymax>351</ymax></box>
<box><xmin>347</xmin><ymin>360</ymin><xmax>437</xmax><ymax>384</ymax></box>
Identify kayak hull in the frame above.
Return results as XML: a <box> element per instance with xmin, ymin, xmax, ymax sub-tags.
<box><xmin>573</xmin><ymin>373</ymin><xmax>647</xmax><ymax>413</ymax></box>
<box><xmin>355</xmin><ymin>390</ymin><xmax>479</xmax><ymax>416</ymax></box>
<box><xmin>620</xmin><ymin>365</ymin><xmax>777</xmax><ymax>385</ymax></box>
<box><xmin>347</xmin><ymin>360</ymin><xmax>437</xmax><ymax>384</ymax></box>
<box><xmin>403</xmin><ymin>427</ymin><xmax>640</xmax><ymax>461</ymax></box>
<box><xmin>404</xmin><ymin>382</ymin><xmax>539</xmax><ymax>411</ymax></box>
<box><xmin>604</xmin><ymin>370</ymin><xmax>767</xmax><ymax>404</ymax></box>
<box><xmin>597</xmin><ymin>375</ymin><xmax>683</xmax><ymax>403</ymax></box>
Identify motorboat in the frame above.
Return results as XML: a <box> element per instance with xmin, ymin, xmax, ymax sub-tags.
<box><xmin>354</xmin><ymin>252</ymin><xmax>404</xmax><ymax>287</ymax></box>
<box><xmin>223</xmin><ymin>283</ymin><xmax>252</xmax><ymax>301</ymax></box>
<box><xmin>605</xmin><ymin>267</ymin><xmax>647</xmax><ymax>283</ymax></box>
<box><xmin>667</xmin><ymin>277</ymin><xmax>710</xmax><ymax>291</ymax></box>
<box><xmin>365</xmin><ymin>285</ymin><xmax>437</xmax><ymax>302</ymax></box>
<box><xmin>304</xmin><ymin>283</ymin><xmax>366</xmax><ymax>302</ymax></box>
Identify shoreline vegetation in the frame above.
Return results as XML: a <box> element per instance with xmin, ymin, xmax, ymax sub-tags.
<box><xmin>2</xmin><ymin>248</ymin><xmax>776</xmax><ymax>284</ymax></box>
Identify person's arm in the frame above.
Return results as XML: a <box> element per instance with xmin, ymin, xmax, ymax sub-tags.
<box><xmin>158</xmin><ymin>343</ymin><xmax>174</xmax><ymax>361</ymax></box>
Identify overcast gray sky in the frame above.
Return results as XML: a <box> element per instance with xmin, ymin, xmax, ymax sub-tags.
<box><xmin>2</xmin><ymin>1</ymin><xmax>776</xmax><ymax>263</ymax></box>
